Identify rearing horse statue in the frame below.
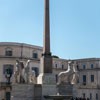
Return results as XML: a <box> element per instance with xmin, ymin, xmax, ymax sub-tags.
<box><xmin>14</xmin><ymin>60</ymin><xmax>36</xmax><ymax>84</ymax></box>
<box><xmin>58</xmin><ymin>61</ymin><xmax>79</xmax><ymax>85</ymax></box>
<box><xmin>14</xmin><ymin>60</ymin><xmax>25</xmax><ymax>83</ymax></box>
<box><xmin>14</xmin><ymin>60</ymin><xmax>31</xmax><ymax>83</ymax></box>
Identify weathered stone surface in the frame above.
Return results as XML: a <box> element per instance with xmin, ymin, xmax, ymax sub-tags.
<box><xmin>11</xmin><ymin>84</ymin><xmax>34</xmax><ymax>100</ymax></box>
<box><xmin>37</xmin><ymin>73</ymin><xmax>56</xmax><ymax>85</ymax></box>
<box><xmin>40</xmin><ymin>0</ymin><xmax>52</xmax><ymax>74</ymax></box>
<box><xmin>34</xmin><ymin>84</ymin><xmax>42</xmax><ymax>100</ymax></box>
<box><xmin>42</xmin><ymin>84</ymin><xmax>57</xmax><ymax>100</ymax></box>
<box><xmin>11</xmin><ymin>84</ymin><xmax>42</xmax><ymax>100</ymax></box>
<box><xmin>44</xmin><ymin>95</ymin><xmax>72</xmax><ymax>100</ymax></box>
<box><xmin>40</xmin><ymin>56</ymin><xmax>52</xmax><ymax>73</ymax></box>
<box><xmin>57</xmin><ymin>84</ymin><xmax>73</xmax><ymax>96</ymax></box>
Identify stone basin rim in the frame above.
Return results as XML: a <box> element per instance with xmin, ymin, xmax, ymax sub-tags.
<box><xmin>44</xmin><ymin>95</ymin><xmax>72</xmax><ymax>99</ymax></box>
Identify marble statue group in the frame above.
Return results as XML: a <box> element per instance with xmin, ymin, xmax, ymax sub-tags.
<box><xmin>14</xmin><ymin>59</ymin><xmax>79</xmax><ymax>85</ymax></box>
<box><xmin>58</xmin><ymin>61</ymin><xmax>79</xmax><ymax>85</ymax></box>
<box><xmin>14</xmin><ymin>60</ymin><xmax>36</xmax><ymax>84</ymax></box>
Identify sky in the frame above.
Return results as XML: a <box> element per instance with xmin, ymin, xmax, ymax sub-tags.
<box><xmin>0</xmin><ymin>0</ymin><xmax>100</xmax><ymax>59</ymax></box>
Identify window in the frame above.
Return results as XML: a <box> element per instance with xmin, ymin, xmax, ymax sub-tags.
<box><xmin>62</xmin><ymin>65</ymin><xmax>64</xmax><ymax>69</ymax></box>
<box><xmin>77</xmin><ymin>65</ymin><xmax>79</xmax><ymax>70</ymax></box>
<box><xmin>31</xmin><ymin>67</ymin><xmax>39</xmax><ymax>77</ymax></box>
<box><xmin>55</xmin><ymin>74</ymin><xmax>58</xmax><ymax>83</ymax></box>
<box><xmin>83</xmin><ymin>93</ymin><xmax>85</xmax><ymax>98</ymax></box>
<box><xmin>91</xmin><ymin>64</ymin><xmax>94</xmax><ymax>69</ymax></box>
<box><xmin>33</xmin><ymin>53</ymin><xmax>38</xmax><ymax>59</ymax></box>
<box><xmin>6</xmin><ymin>92</ymin><xmax>11</xmax><ymax>100</ymax></box>
<box><xmin>55</xmin><ymin>64</ymin><xmax>57</xmax><ymax>68</ymax></box>
<box><xmin>91</xmin><ymin>75</ymin><xmax>94</xmax><ymax>82</ymax></box>
<box><xmin>83</xmin><ymin>75</ymin><xmax>86</xmax><ymax>84</ymax></box>
<box><xmin>90</xmin><ymin>93</ymin><xmax>92</xmax><ymax>100</ymax></box>
<box><xmin>96</xmin><ymin>93</ymin><xmax>98</xmax><ymax>100</ymax></box>
<box><xmin>83</xmin><ymin>65</ymin><xmax>86</xmax><ymax>69</ymax></box>
<box><xmin>3</xmin><ymin>64</ymin><xmax>14</xmax><ymax>75</ymax></box>
<box><xmin>5</xmin><ymin>48</ymin><xmax>13</xmax><ymax>56</ymax></box>
<box><xmin>77</xmin><ymin>78</ymin><xmax>79</xmax><ymax>83</ymax></box>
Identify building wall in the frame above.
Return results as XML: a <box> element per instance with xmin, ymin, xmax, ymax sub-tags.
<box><xmin>0</xmin><ymin>42</ymin><xmax>100</xmax><ymax>100</ymax></box>
<box><xmin>0</xmin><ymin>42</ymin><xmax>43</xmax><ymax>83</ymax></box>
<box><xmin>77</xmin><ymin>89</ymin><xmax>100</xmax><ymax>100</ymax></box>
<box><xmin>75</xmin><ymin>58</ymin><xmax>100</xmax><ymax>100</ymax></box>
<box><xmin>0</xmin><ymin>42</ymin><xmax>68</xmax><ymax>83</ymax></box>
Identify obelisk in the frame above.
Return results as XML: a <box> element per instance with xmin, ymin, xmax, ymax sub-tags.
<box><xmin>41</xmin><ymin>0</ymin><xmax>52</xmax><ymax>73</ymax></box>
<box><xmin>38</xmin><ymin>0</ymin><xmax>56</xmax><ymax>85</ymax></box>
<box><xmin>37</xmin><ymin>0</ymin><xmax>57</xmax><ymax>98</ymax></box>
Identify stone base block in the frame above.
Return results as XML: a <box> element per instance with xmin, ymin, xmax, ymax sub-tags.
<box><xmin>11</xmin><ymin>84</ymin><xmax>42</xmax><ymax>100</ymax></box>
<box><xmin>57</xmin><ymin>84</ymin><xmax>73</xmax><ymax>96</ymax></box>
<box><xmin>42</xmin><ymin>84</ymin><xmax>57</xmax><ymax>100</ymax></box>
<box><xmin>11</xmin><ymin>84</ymin><xmax>34</xmax><ymax>100</ymax></box>
<box><xmin>37</xmin><ymin>73</ymin><xmax>56</xmax><ymax>85</ymax></box>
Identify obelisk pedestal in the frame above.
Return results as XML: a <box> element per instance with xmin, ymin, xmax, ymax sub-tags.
<box><xmin>37</xmin><ymin>56</ymin><xmax>57</xmax><ymax>100</ymax></box>
<box><xmin>37</xmin><ymin>57</ymin><xmax>57</xmax><ymax>99</ymax></box>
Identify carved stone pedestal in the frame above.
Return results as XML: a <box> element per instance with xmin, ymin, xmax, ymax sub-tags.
<box><xmin>37</xmin><ymin>73</ymin><xmax>56</xmax><ymax>84</ymax></box>
<box><xmin>37</xmin><ymin>73</ymin><xmax>57</xmax><ymax>100</ymax></box>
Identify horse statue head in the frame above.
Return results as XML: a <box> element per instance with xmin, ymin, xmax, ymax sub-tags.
<box><xmin>67</xmin><ymin>61</ymin><xmax>74</xmax><ymax>71</ymax></box>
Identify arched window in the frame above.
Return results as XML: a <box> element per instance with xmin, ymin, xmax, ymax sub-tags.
<box><xmin>5</xmin><ymin>47</ymin><xmax>13</xmax><ymax>56</ymax></box>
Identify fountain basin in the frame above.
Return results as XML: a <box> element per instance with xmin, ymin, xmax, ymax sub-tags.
<box><xmin>44</xmin><ymin>95</ymin><xmax>72</xmax><ymax>100</ymax></box>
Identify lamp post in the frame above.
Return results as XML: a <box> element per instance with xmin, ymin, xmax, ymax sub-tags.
<box><xmin>5</xmin><ymin>68</ymin><xmax>12</xmax><ymax>84</ymax></box>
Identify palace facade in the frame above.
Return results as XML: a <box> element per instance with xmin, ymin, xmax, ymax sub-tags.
<box><xmin>0</xmin><ymin>42</ymin><xmax>100</xmax><ymax>100</ymax></box>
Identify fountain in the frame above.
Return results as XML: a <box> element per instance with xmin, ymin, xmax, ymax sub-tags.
<box><xmin>38</xmin><ymin>0</ymin><xmax>79</xmax><ymax>99</ymax></box>
<box><xmin>8</xmin><ymin>0</ymin><xmax>79</xmax><ymax>100</ymax></box>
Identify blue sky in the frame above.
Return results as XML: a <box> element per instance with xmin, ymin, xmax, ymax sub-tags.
<box><xmin>0</xmin><ymin>0</ymin><xmax>100</xmax><ymax>59</ymax></box>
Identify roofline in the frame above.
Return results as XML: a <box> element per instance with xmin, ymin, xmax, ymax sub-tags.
<box><xmin>72</xmin><ymin>58</ymin><xmax>100</xmax><ymax>61</ymax></box>
<box><xmin>0</xmin><ymin>42</ymin><xmax>43</xmax><ymax>50</ymax></box>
